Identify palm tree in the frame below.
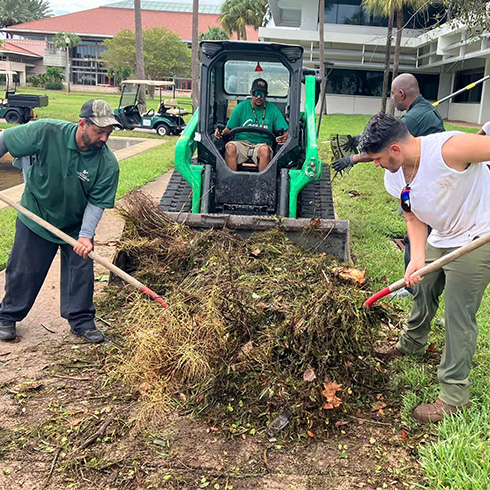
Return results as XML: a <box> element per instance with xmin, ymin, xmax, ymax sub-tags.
<box><xmin>134</xmin><ymin>0</ymin><xmax>146</xmax><ymax>107</ymax></box>
<box><xmin>192</xmin><ymin>0</ymin><xmax>199</xmax><ymax>111</ymax></box>
<box><xmin>199</xmin><ymin>26</ymin><xmax>229</xmax><ymax>42</ymax></box>
<box><xmin>362</xmin><ymin>0</ymin><xmax>394</xmax><ymax>113</ymax></box>
<box><xmin>0</xmin><ymin>0</ymin><xmax>50</xmax><ymax>28</ymax></box>
<box><xmin>362</xmin><ymin>0</ymin><xmax>428</xmax><ymax>113</ymax></box>
<box><xmin>220</xmin><ymin>0</ymin><xmax>268</xmax><ymax>40</ymax></box>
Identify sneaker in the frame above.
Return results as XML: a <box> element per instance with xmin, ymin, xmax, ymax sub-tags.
<box><xmin>412</xmin><ymin>398</ymin><xmax>470</xmax><ymax>424</ymax></box>
<box><xmin>388</xmin><ymin>288</ymin><xmax>413</xmax><ymax>299</ymax></box>
<box><xmin>71</xmin><ymin>328</ymin><xmax>105</xmax><ymax>344</ymax></box>
<box><xmin>0</xmin><ymin>321</ymin><xmax>16</xmax><ymax>341</ymax></box>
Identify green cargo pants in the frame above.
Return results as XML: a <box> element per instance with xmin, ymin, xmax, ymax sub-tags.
<box><xmin>396</xmin><ymin>240</ymin><xmax>490</xmax><ymax>406</ymax></box>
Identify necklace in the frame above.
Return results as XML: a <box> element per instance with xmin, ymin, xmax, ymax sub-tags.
<box><xmin>251</xmin><ymin>101</ymin><xmax>266</xmax><ymax>127</ymax></box>
<box><xmin>402</xmin><ymin>139</ymin><xmax>421</xmax><ymax>186</ymax></box>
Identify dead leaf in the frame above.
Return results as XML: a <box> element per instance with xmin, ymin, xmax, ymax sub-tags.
<box><xmin>179</xmin><ymin>393</ymin><xmax>187</xmax><ymax>402</ymax></box>
<box><xmin>241</xmin><ymin>341</ymin><xmax>253</xmax><ymax>355</ymax></box>
<box><xmin>332</xmin><ymin>267</ymin><xmax>366</xmax><ymax>285</ymax></box>
<box><xmin>65</xmin><ymin>418</ymin><xmax>83</xmax><ymax>428</ymax></box>
<box><xmin>371</xmin><ymin>401</ymin><xmax>387</xmax><ymax>412</ymax></box>
<box><xmin>348</xmin><ymin>190</ymin><xmax>361</xmax><ymax>197</ymax></box>
<box><xmin>322</xmin><ymin>381</ymin><xmax>342</xmax><ymax>409</ymax></box>
<box><xmin>307</xmin><ymin>430</ymin><xmax>315</xmax><ymax>437</ymax></box>
<box><xmin>303</xmin><ymin>368</ymin><xmax>317</xmax><ymax>382</ymax></box>
<box><xmin>251</xmin><ymin>248</ymin><xmax>261</xmax><ymax>256</ymax></box>
<box><xmin>12</xmin><ymin>381</ymin><xmax>43</xmax><ymax>393</ymax></box>
<box><xmin>309</xmin><ymin>219</ymin><xmax>321</xmax><ymax>228</ymax></box>
<box><xmin>426</xmin><ymin>342</ymin><xmax>436</xmax><ymax>353</ymax></box>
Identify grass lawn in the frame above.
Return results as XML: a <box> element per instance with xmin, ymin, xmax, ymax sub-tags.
<box><xmin>320</xmin><ymin>115</ymin><xmax>488</xmax><ymax>490</ymax></box>
<box><xmin>0</xmin><ymin>88</ymin><xmax>181</xmax><ymax>268</ymax></box>
<box><xmin>0</xmin><ymin>96</ymin><xmax>488</xmax><ymax>487</ymax></box>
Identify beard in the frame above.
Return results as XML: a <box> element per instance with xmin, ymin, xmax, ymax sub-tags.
<box><xmin>81</xmin><ymin>130</ymin><xmax>105</xmax><ymax>151</ymax></box>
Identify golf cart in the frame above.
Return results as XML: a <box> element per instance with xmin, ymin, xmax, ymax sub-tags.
<box><xmin>0</xmin><ymin>71</ymin><xmax>48</xmax><ymax>124</ymax></box>
<box><xmin>114</xmin><ymin>80</ymin><xmax>189</xmax><ymax>136</ymax></box>
<box><xmin>159</xmin><ymin>41</ymin><xmax>350</xmax><ymax>261</ymax></box>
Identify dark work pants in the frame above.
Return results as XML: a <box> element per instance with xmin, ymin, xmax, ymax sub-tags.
<box><xmin>0</xmin><ymin>219</ymin><xmax>95</xmax><ymax>333</ymax></box>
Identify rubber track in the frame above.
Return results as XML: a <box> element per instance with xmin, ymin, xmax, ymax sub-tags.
<box><xmin>159</xmin><ymin>170</ymin><xmax>193</xmax><ymax>212</ymax></box>
<box><xmin>297</xmin><ymin>164</ymin><xmax>335</xmax><ymax>219</ymax></box>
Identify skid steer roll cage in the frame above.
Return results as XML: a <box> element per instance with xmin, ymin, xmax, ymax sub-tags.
<box><xmin>174</xmin><ymin>41</ymin><xmax>322</xmax><ymax>217</ymax></box>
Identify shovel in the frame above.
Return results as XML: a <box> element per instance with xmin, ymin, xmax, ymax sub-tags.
<box><xmin>364</xmin><ymin>231</ymin><xmax>490</xmax><ymax>309</ymax></box>
<box><xmin>0</xmin><ymin>193</ymin><xmax>168</xmax><ymax>308</ymax></box>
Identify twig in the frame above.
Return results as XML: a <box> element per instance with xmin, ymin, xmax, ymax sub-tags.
<box><xmin>45</xmin><ymin>447</ymin><xmax>62</xmax><ymax>483</ymax></box>
<box><xmin>76</xmin><ymin>414</ymin><xmax>116</xmax><ymax>452</ymax></box>
<box><xmin>52</xmin><ymin>374</ymin><xmax>92</xmax><ymax>381</ymax></box>
<box><xmin>0</xmin><ymin>351</ymin><xmax>11</xmax><ymax>357</ymax></box>
<box><xmin>40</xmin><ymin>323</ymin><xmax>56</xmax><ymax>333</ymax></box>
<box><xmin>349</xmin><ymin>415</ymin><xmax>391</xmax><ymax>426</ymax></box>
<box><xmin>95</xmin><ymin>316</ymin><xmax>112</xmax><ymax>327</ymax></box>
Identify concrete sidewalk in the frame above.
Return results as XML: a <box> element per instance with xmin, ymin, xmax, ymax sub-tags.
<box><xmin>0</xmin><ymin>170</ymin><xmax>172</xmax><ymax>377</ymax></box>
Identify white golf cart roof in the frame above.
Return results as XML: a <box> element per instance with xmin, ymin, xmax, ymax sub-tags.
<box><xmin>121</xmin><ymin>80</ymin><xmax>175</xmax><ymax>87</ymax></box>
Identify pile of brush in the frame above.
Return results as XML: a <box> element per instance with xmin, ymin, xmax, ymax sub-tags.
<box><xmin>98</xmin><ymin>193</ymin><xmax>397</xmax><ymax>434</ymax></box>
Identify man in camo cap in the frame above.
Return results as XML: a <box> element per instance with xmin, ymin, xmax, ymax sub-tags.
<box><xmin>0</xmin><ymin>99</ymin><xmax>119</xmax><ymax>344</ymax></box>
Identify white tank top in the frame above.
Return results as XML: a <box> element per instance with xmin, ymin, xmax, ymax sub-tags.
<box><xmin>385</xmin><ymin>131</ymin><xmax>490</xmax><ymax>248</ymax></box>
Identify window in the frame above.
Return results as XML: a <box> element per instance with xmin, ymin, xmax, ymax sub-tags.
<box><xmin>327</xmin><ymin>69</ymin><xmax>384</xmax><ymax>96</ymax></box>
<box><xmin>324</xmin><ymin>1</ymin><xmax>445</xmax><ymax>29</ymax></box>
<box><xmin>453</xmin><ymin>69</ymin><xmax>484</xmax><ymax>103</ymax></box>
<box><xmin>224</xmin><ymin>61</ymin><xmax>290</xmax><ymax>97</ymax></box>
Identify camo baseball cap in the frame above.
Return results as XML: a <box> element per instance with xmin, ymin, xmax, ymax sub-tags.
<box><xmin>80</xmin><ymin>99</ymin><xmax>119</xmax><ymax>127</ymax></box>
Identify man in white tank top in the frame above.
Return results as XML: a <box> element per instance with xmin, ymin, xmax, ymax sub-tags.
<box><xmin>359</xmin><ymin>112</ymin><xmax>490</xmax><ymax>424</ymax></box>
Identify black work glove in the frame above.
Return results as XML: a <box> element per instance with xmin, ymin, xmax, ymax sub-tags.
<box><xmin>332</xmin><ymin>155</ymin><xmax>355</xmax><ymax>174</ymax></box>
<box><xmin>341</xmin><ymin>134</ymin><xmax>361</xmax><ymax>153</ymax></box>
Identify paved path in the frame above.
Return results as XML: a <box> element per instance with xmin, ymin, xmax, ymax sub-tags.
<box><xmin>0</xmin><ymin>168</ymin><xmax>172</xmax><ymax>374</ymax></box>
<box><xmin>0</xmin><ymin>136</ymin><xmax>164</xmax><ymax>211</ymax></box>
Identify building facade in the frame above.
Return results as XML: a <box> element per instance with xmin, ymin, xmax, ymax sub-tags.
<box><xmin>2</xmin><ymin>1</ymin><xmax>258</xmax><ymax>89</ymax></box>
<box><xmin>260</xmin><ymin>0</ymin><xmax>490</xmax><ymax>124</ymax></box>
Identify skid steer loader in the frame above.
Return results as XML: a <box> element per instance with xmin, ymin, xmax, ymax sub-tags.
<box><xmin>160</xmin><ymin>41</ymin><xmax>349</xmax><ymax>261</ymax></box>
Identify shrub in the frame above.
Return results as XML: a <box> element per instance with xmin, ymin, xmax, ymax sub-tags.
<box><xmin>26</xmin><ymin>75</ymin><xmax>42</xmax><ymax>87</ymax></box>
<box><xmin>44</xmin><ymin>81</ymin><xmax>64</xmax><ymax>90</ymax></box>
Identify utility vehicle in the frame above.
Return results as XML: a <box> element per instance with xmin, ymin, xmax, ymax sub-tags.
<box><xmin>0</xmin><ymin>71</ymin><xmax>48</xmax><ymax>124</ymax></box>
<box><xmin>160</xmin><ymin>41</ymin><xmax>349</xmax><ymax>261</ymax></box>
<box><xmin>114</xmin><ymin>80</ymin><xmax>189</xmax><ymax>136</ymax></box>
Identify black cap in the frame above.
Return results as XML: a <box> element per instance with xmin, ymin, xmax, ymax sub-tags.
<box><xmin>251</xmin><ymin>78</ymin><xmax>268</xmax><ymax>94</ymax></box>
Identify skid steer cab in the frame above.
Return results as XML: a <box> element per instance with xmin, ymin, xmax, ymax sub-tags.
<box><xmin>160</xmin><ymin>41</ymin><xmax>349</xmax><ymax>261</ymax></box>
<box><xmin>114</xmin><ymin>80</ymin><xmax>189</xmax><ymax>137</ymax></box>
<box><xmin>0</xmin><ymin>70</ymin><xmax>48</xmax><ymax>124</ymax></box>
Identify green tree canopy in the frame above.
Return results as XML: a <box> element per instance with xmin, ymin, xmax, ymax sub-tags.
<box><xmin>220</xmin><ymin>0</ymin><xmax>269</xmax><ymax>40</ymax></box>
<box><xmin>53</xmin><ymin>32</ymin><xmax>81</xmax><ymax>49</ymax></box>
<box><xmin>100</xmin><ymin>27</ymin><xmax>191</xmax><ymax>82</ymax></box>
<box><xmin>0</xmin><ymin>0</ymin><xmax>50</xmax><ymax>28</ymax></box>
<box><xmin>199</xmin><ymin>26</ymin><xmax>230</xmax><ymax>42</ymax></box>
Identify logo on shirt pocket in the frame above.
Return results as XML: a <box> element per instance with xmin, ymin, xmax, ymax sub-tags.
<box><xmin>77</xmin><ymin>169</ymin><xmax>90</xmax><ymax>182</ymax></box>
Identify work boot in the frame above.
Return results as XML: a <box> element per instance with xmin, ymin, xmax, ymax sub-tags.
<box><xmin>0</xmin><ymin>321</ymin><xmax>16</xmax><ymax>341</ymax></box>
<box><xmin>374</xmin><ymin>344</ymin><xmax>405</xmax><ymax>359</ymax></box>
<box><xmin>71</xmin><ymin>327</ymin><xmax>105</xmax><ymax>344</ymax></box>
<box><xmin>412</xmin><ymin>398</ymin><xmax>470</xmax><ymax>424</ymax></box>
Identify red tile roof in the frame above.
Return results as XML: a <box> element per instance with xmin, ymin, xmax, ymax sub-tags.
<box><xmin>1</xmin><ymin>40</ymin><xmax>44</xmax><ymax>58</ymax></box>
<box><xmin>5</xmin><ymin>6</ymin><xmax>259</xmax><ymax>41</ymax></box>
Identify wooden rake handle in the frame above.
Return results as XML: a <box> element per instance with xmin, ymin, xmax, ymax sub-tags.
<box><xmin>364</xmin><ymin>231</ymin><xmax>490</xmax><ymax>309</ymax></box>
<box><xmin>0</xmin><ymin>193</ymin><xmax>168</xmax><ymax>308</ymax></box>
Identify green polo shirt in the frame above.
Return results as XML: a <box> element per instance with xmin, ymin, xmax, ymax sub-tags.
<box><xmin>4</xmin><ymin>119</ymin><xmax>119</xmax><ymax>244</ymax></box>
<box><xmin>227</xmin><ymin>99</ymin><xmax>289</xmax><ymax>145</ymax></box>
<box><xmin>402</xmin><ymin>95</ymin><xmax>445</xmax><ymax>137</ymax></box>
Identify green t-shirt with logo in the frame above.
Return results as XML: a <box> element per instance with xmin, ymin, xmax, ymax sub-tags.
<box><xmin>226</xmin><ymin>100</ymin><xmax>289</xmax><ymax>145</ymax></box>
<box><xmin>4</xmin><ymin>119</ymin><xmax>119</xmax><ymax>244</ymax></box>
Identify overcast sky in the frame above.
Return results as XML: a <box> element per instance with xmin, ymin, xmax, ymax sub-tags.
<box><xmin>49</xmin><ymin>0</ymin><xmax>224</xmax><ymax>16</ymax></box>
